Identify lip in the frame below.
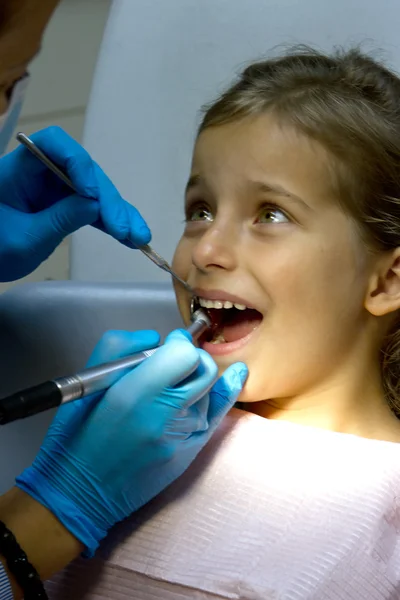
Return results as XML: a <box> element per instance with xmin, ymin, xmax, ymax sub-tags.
<box><xmin>201</xmin><ymin>327</ymin><xmax>260</xmax><ymax>356</ymax></box>
<box><xmin>193</xmin><ymin>288</ymin><xmax>257</xmax><ymax>309</ymax></box>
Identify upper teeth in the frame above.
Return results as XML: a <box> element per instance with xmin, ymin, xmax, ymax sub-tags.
<box><xmin>198</xmin><ymin>298</ymin><xmax>247</xmax><ymax>310</ymax></box>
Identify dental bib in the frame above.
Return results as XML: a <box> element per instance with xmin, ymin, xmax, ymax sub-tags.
<box><xmin>46</xmin><ymin>409</ymin><xmax>400</xmax><ymax>600</ymax></box>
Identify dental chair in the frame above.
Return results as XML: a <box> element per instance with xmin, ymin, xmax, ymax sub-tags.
<box><xmin>0</xmin><ymin>281</ymin><xmax>180</xmax><ymax>493</ymax></box>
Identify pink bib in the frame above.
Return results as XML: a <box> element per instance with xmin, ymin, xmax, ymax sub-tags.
<box><xmin>46</xmin><ymin>409</ymin><xmax>400</xmax><ymax>599</ymax></box>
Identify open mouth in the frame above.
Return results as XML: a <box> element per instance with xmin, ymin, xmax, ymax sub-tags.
<box><xmin>191</xmin><ymin>293</ymin><xmax>263</xmax><ymax>353</ymax></box>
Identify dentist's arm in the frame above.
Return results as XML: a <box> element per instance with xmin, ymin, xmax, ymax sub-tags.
<box><xmin>0</xmin><ymin>329</ymin><xmax>247</xmax><ymax>598</ymax></box>
<box><xmin>0</xmin><ymin>488</ymin><xmax>83</xmax><ymax>599</ymax></box>
<box><xmin>0</xmin><ymin>126</ymin><xmax>151</xmax><ymax>282</ymax></box>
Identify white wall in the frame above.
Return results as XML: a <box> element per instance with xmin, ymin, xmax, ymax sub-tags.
<box><xmin>72</xmin><ymin>0</ymin><xmax>400</xmax><ymax>284</ymax></box>
<box><xmin>0</xmin><ymin>0</ymin><xmax>111</xmax><ymax>293</ymax></box>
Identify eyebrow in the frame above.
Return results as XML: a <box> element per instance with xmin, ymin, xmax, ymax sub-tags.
<box><xmin>5</xmin><ymin>46</ymin><xmax>42</xmax><ymax>81</ymax></box>
<box><xmin>250</xmin><ymin>181</ymin><xmax>311</xmax><ymax>210</ymax></box>
<box><xmin>185</xmin><ymin>174</ymin><xmax>202</xmax><ymax>194</ymax></box>
<box><xmin>185</xmin><ymin>175</ymin><xmax>310</xmax><ymax>210</ymax></box>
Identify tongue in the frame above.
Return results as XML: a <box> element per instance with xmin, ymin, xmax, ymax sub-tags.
<box><xmin>221</xmin><ymin>308</ymin><xmax>262</xmax><ymax>343</ymax></box>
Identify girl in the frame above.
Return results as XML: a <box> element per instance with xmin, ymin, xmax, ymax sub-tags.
<box><xmin>47</xmin><ymin>47</ymin><xmax>400</xmax><ymax>599</ymax></box>
<box><xmin>173</xmin><ymin>45</ymin><xmax>400</xmax><ymax>442</ymax></box>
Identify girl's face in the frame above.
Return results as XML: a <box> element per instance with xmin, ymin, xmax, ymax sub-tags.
<box><xmin>172</xmin><ymin>113</ymin><xmax>379</xmax><ymax>405</ymax></box>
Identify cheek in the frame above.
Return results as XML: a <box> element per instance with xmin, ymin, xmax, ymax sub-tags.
<box><xmin>260</xmin><ymin>230</ymin><xmax>367</xmax><ymax>314</ymax></box>
<box><xmin>272</xmin><ymin>247</ymin><xmax>335</xmax><ymax>306</ymax></box>
<box><xmin>172</xmin><ymin>237</ymin><xmax>191</xmax><ymax>276</ymax></box>
<box><xmin>172</xmin><ymin>237</ymin><xmax>193</xmax><ymax>321</ymax></box>
<box><xmin>234</xmin><ymin>263</ymin><xmax>366</xmax><ymax>403</ymax></box>
<box><xmin>248</xmin><ymin>238</ymin><xmax>322</xmax><ymax>313</ymax></box>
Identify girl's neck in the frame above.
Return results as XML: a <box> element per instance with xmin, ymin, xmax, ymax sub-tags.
<box><xmin>246</xmin><ymin>367</ymin><xmax>400</xmax><ymax>442</ymax></box>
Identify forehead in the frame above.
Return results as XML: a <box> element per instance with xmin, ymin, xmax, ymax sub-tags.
<box><xmin>191</xmin><ymin>114</ymin><xmax>338</xmax><ymax>206</ymax></box>
<box><xmin>0</xmin><ymin>22</ymin><xmax>40</xmax><ymax>83</ymax></box>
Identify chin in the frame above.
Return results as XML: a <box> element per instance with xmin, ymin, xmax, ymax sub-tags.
<box><xmin>234</xmin><ymin>389</ymin><xmax>257</xmax><ymax>404</ymax></box>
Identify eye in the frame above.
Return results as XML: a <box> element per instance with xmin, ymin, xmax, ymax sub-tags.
<box><xmin>185</xmin><ymin>203</ymin><xmax>213</xmax><ymax>223</ymax></box>
<box><xmin>256</xmin><ymin>205</ymin><xmax>290</xmax><ymax>224</ymax></box>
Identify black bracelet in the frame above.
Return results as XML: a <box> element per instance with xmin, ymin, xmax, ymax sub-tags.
<box><xmin>0</xmin><ymin>521</ymin><xmax>48</xmax><ymax>599</ymax></box>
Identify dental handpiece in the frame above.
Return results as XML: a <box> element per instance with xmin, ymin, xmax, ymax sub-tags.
<box><xmin>0</xmin><ymin>310</ymin><xmax>211</xmax><ymax>425</ymax></box>
<box><xmin>15</xmin><ymin>132</ymin><xmax>193</xmax><ymax>294</ymax></box>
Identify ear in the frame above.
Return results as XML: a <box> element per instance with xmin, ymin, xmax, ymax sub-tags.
<box><xmin>365</xmin><ymin>248</ymin><xmax>400</xmax><ymax>317</ymax></box>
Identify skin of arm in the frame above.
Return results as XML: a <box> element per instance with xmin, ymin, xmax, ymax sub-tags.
<box><xmin>0</xmin><ymin>487</ymin><xmax>83</xmax><ymax>598</ymax></box>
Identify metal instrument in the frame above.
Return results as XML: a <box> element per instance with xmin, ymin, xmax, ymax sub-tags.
<box><xmin>0</xmin><ymin>309</ymin><xmax>211</xmax><ymax>424</ymax></box>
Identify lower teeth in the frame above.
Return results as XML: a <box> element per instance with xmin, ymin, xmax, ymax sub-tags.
<box><xmin>210</xmin><ymin>332</ymin><xmax>226</xmax><ymax>344</ymax></box>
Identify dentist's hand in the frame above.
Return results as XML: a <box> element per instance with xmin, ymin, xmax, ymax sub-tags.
<box><xmin>0</xmin><ymin>126</ymin><xmax>151</xmax><ymax>282</ymax></box>
<box><xmin>16</xmin><ymin>329</ymin><xmax>247</xmax><ymax>556</ymax></box>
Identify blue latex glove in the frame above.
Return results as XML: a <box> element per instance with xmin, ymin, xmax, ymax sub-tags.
<box><xmin>0</xmin><ymin>126</ymin><xmax>151</xmax><ymax>282</ymax></box>
<box><xmin>16</xmin><ymin>329</ymin><xmax>247</xmax><ymax>556</ymax></box>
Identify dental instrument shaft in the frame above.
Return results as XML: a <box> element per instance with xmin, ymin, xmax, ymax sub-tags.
<box><xmin>138</xmin><ymin>245</ymin><xmax>193</xmax><ymax>293</ymax></box>
<box><xmin>16</xmin><ymin>133</ymin><xmax>194</xmax><ymax>294</ymax></box>
<box><xmin>0</xmin><ymin>310</ymin><xmax>211</xmax><ymax>424</ymax></box>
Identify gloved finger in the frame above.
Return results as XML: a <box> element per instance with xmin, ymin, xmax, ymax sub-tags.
<box><xmin>33</xmin><ymin>196</ymin><xmax>99</xmax><ymax>249</ymax></box>
<box><xmin>164</xmin><ymin>394</ymin><xmax>210</xmax><ymax>434</ymax></box>
<box><xmin>164</xmin><ymin>329</ymin><xmax>193</xmax><ymax>344</ymax></box>
<box><xmin>29</xmin><ymin>127</ymin><xmax>151</xmax><ymax>246</ymax></box>
<box><xmin>205</xmin><ymin>362</ymin><xmax>248</xmax><ymax>437</ymax></box>
<box><xmin>86</xmin><ymin>330</ymin><xmax>161</xmax><ymax>367</ymax></box>
<box><xmin>168</xmin><ymin>348</ymin><xmax>218</xmax><ymax>409</ymax></box>
<box><xmin>92</xmin><ymin>164</ymin><xmax>151</xmax><ymax>246</ymax></box>
<box><xmin>30</xmin><ymin>126</ymin><xmax>98</xmax><ymax>198</ymax></box>
<box><xmin>107</xmin><ymin>336</ymin><xmax>200</xmax><ymax>407</ymax></box>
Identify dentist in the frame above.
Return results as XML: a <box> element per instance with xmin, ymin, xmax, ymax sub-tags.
<box><xmin>0</xmin><ymin>2</ymin><xmax>248</xmax><ymax>598</ymax></box>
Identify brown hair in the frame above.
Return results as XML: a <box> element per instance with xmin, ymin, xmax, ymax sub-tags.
<box><xmin>198</xmin><ymin>46</ymin><xmax>400</xmax><ymax>417</ymax></box>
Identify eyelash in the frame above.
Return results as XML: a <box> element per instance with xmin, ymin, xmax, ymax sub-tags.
<box><xmin>256</xmin><ymin>202</ymin><xmax>291</xmax><ymax>224</ymax></box>
<box><xmin>184</xmin><ymin>202</ymin><xmax>212</xmax><ymax>223</ymax></box>
<box><xmin>184</xmin><ymin>201</ymin><xmax>291</xmax><ymax>224</ymax></box>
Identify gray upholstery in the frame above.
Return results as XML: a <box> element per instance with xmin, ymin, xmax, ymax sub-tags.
<box><xmin>0</xmin><ymin>281</ymin><xmax>181</xmax><ymax>492</ymax></box>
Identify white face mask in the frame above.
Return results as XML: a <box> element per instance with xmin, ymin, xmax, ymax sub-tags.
<box><xmin>0</xmin><ymin>73</ymin><xmax>30</xmax><ymax>156</ymax></box>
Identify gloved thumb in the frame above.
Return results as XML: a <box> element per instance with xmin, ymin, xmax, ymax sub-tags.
<box><xmin>35</xmin><ymin>195</ymin><xmax>100</xmax><ymax>248</ymax></box>
<box><xmin>207</xmin><ymin>362</ymin><xmax>248</xmax><ymax>436</ymax></box>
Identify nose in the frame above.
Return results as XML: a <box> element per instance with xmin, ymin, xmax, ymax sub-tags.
<box><xmin>192</xmin><ymin>219</ymin><xmax>239</xmax><ymax>273</ymax></box>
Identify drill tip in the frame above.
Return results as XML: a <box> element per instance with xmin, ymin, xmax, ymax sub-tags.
<box><xmin>191</xmin><ymin>309</ymin><xmax>211</xmax><ymax>328</ymax></box>
<box><xmin>187</xmin><ymin>309</ymin><xmax>212</xmax><ymax>340</ymax></box>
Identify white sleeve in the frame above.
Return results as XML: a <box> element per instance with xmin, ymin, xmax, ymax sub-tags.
<box><xmin>0</xmin><ymin>562</ymin><xmax>12</xmax><ymax>600</ymax></box>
